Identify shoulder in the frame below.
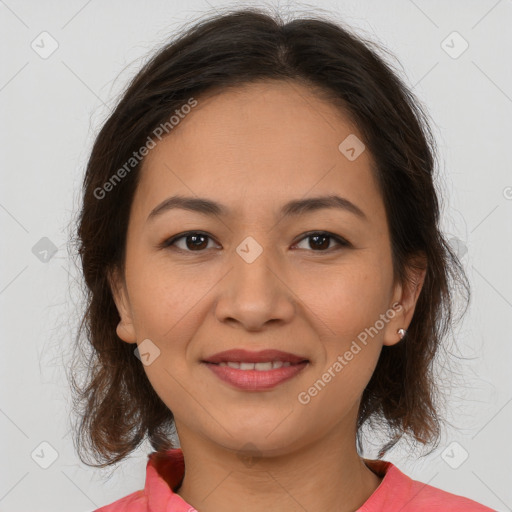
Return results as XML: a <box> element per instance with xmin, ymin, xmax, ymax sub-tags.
<box><xmin>361</xmin><ymin>460</ymin><xmax>496</xmax><ymax>512</ymax></box>
<box><xmin>94</xmin><ymin>490</ymin><xmax>148</xmax><ymax>511</ymax></box>
<box><xmin>403</xmin><ymin>477</ymin><xmax>496</xmax><ymax>511</ymax></box>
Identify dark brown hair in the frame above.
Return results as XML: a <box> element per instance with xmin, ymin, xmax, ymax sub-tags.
<box><xmin>69</xmin><ymin>6</ymin><xmax>470</xmax><ymax>468</ymax></box>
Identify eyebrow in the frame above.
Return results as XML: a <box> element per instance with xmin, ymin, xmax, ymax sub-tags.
<box><xmin>146</xmin><ymin>194</ymin><xmax>368</xmax><ymax>223</ymax></box>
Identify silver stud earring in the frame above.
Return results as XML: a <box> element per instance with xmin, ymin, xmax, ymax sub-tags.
<box><xmin>397</xmin><ymin>328</ymin><xmax>407</xmax><ymax>339</ymax></box>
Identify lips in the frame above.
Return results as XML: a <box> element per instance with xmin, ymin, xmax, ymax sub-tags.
<box><xmin>203</xmin><ymin>348</ymin><xmax>308</xmax><ymax>365</ymax></box>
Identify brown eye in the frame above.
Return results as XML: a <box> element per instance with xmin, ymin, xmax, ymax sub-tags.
<box><xmin>294</xmin><ymin>231</ymin><xmax>350</xmax><ymax>252</ymax></box>
<box><xmin>161</xmin><ymin>230</ymin><xmax>350</xmax><ymax>254</ymax></box>
<box><xmin>163</xmin><ymin>232</ymin><xmax>217</xmax><ymax>252</ymax></box>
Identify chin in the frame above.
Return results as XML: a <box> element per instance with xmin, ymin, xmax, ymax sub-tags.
<box><xmin>216</xmin><ymin>430</ymin><xmax>304</xmax><ymax>458</ymax></box>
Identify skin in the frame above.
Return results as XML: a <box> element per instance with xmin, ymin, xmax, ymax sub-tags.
<box><xmin>110</xmin><ymin>80</ymin><xmax>426</xmax><ymax>512</ymax></box>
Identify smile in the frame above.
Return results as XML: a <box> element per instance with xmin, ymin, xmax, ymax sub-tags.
<box><xmin>213</xmin><ymin>361</ymin><xmax>294</xmax><ymax>370</ymax></box>
<box><xmin>203</xmin><ymin>360</ymin><xmax>309</xmax><ymax>390</ymax></box>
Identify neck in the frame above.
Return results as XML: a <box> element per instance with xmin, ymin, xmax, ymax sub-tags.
<box><xmin>174</xmin><ymin>426</ymin><xmax>382</xmax><ymax>512</ymax></box>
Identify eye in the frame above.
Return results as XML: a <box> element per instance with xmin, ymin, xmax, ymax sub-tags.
<box><xmin>161</xmin><ymin>231</ymin><xmax>218</xmax><ymax>252</ymax></box>
<box><xmin>293</xmin><ymin>231</ymin><xmax>350</xmax><ymax>252</ymax></box>
<box><xmin>159</xmin><ymin>230</ymin><xmax>350</xmax><ymax>253</ymax></box>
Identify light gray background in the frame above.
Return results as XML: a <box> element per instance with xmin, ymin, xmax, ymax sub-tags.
<box><xmin>1</xmin><ymin>0</ymin><xmax>511</xmax><ymax>511</ymax></box>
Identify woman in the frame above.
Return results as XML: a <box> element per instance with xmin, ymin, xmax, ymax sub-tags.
<box><xmin>70</xmin><ymin>7</ymin><xmax>494</xmax><ymax>511</ymax></box>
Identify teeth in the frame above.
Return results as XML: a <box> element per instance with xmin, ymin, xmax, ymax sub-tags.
<box><xmin>218</xmin><ymin>361</ymin><xmax>292</xmax><ymax>370</ymax></box>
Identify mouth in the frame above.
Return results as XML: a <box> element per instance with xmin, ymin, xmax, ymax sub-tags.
<box><xmin>202</xmin><ymin>350</ymin><xmax>310</xmax><ymax>391</ymax></box>
<box><xmin>202</xmin><ymin>348</ymin><xmax>309</xmax><ymax>366</ymax></box>
<box><xmin>201</xmin><ymin>349</ymin><xmax>309</xmax><ymax>390</ymax></box>
<box><xmin>202</xmin><ymin>359</ymin><xmax>310</xmax><ymax>391</ymax></box>
<box><xmin>203</xmin><ymin>360</ymin><xmax>308</xmax><ymax>370</ymax></box>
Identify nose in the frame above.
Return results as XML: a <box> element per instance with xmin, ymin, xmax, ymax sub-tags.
<box><xmin>213</xmin><ymin>245</ymin><xmax>295</xmax><ymax>331</ymax></box>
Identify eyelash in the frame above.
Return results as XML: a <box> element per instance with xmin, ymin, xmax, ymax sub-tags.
<box><xmin>159</xmin><ymin>230</ymin><xmax>351</xmax><ymax>254</ymax></box>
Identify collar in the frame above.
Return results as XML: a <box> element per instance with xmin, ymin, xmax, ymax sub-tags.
<box><xmin>143</xmin><ymin>448</ymin><xmax>399</xmax><ymax>511</ymax></box>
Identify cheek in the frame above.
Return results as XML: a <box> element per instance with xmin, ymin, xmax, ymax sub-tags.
<box><xmin>311</xmin><ymin>262</ymin><xmax>389</xmax><ymax>336</ymax></box>
<box><xmin>305</xmin><ymin>263</ymin><xmax>389</xmax><ymax>391</ymax></box>
<box><xmin>125</xmin><ymin>254</ymin><xmax>206</xmax><ymax>338</ymax></box>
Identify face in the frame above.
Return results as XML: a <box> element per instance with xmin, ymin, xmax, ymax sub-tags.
<box><xmin>110</xmin><ymin>80</ymin><xmax>425</xmax><ymax>457</ymax></box>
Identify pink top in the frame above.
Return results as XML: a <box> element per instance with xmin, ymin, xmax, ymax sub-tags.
<box><xmin>95</xmin><ymin>448</ymin><xmax>495</xmax><ymax>511</ymax></box>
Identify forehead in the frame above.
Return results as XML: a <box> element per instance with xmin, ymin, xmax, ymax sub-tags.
<box><xmin>134</xmin><ymin>80</ymin><xmax>385</xmax><ymax>226</ymax></box>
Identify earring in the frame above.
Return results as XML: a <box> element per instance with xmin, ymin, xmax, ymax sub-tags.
<box><xmin>397</xmin><ymin>328</ymin><xmax>407</xmax><ymax>340</ymax></box>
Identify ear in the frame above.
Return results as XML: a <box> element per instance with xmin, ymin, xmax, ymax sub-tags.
<box><xmin>383</xmin><ymin>253</ymin><xmax>427</xmax><ymax>347</ymax></box>
<box><xmin>107</xmin><ymin>266</ymin><xmax>137</xmax><ymax>344</ymax></box>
